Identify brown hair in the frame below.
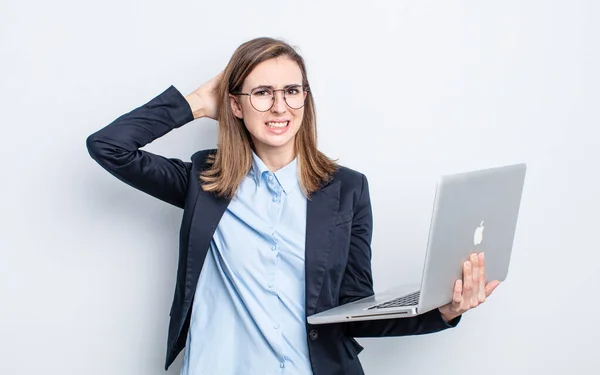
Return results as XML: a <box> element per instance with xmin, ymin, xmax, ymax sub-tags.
<box><xmin>200</xmin><ymin>37</ymin><xmax>338</xmax><ymax>199</ymax></box>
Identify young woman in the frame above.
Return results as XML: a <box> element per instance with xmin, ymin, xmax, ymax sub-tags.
<box><xmin>86</xmin><ymin>37</ymin><xmax>499</xmax><ymax>375</ymax></box>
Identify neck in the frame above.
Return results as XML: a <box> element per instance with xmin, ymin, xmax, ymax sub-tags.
<box><xmin>254</xmin><ymin>143</ymin><xmax>296</xmax><ymax>172</ymax></box>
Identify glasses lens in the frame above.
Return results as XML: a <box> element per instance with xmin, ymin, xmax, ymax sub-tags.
<box><xmin>284</xmin><ymin>86</ymin><xmax>306</xmax><ymax>109</ymax></box>
<box><xmin>250</xmin><ymin>88</ymin><xmax>274</xmax><ymax>112</ymax></box>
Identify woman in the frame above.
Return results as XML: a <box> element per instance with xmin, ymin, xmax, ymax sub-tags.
<box><xmin>86</xmin><ymin>37</ymin><xmax>499</xmax><ymax>375</ymax></box>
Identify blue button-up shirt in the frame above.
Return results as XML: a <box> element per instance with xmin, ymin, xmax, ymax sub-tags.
<box><xmin>180</xmin><ymin>151</ymin><xmax>312</xmax><ymax>375</ymax></box>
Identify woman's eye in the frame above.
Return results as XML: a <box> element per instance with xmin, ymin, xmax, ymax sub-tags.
<box><xmin>254</xmin><ymin>90</ymin><xmax>271</xmax><ymax>96</ymax></box>
<box><xmin>286</xmin><ymin>88</ymin><xmax>300</xmax><ymax>95</ymax></box>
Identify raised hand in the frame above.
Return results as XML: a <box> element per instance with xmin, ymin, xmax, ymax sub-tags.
<box><xmin>185</xmin><ymin>71</ymin><xmax>224</xmax><ymax>120</ymax></box>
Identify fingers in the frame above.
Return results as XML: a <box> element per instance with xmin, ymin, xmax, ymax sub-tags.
<box><xmin>453</xmin><ymin>252</ymin><xmax>498</xmax><ymax>315</ymax></box>
<box><xmin>452</xmin><ymin>279</ymin><xmax>463</xmax><ymax>306</ymax></box>
<box><xmin>462</xmin><ymin>259</ymin><xmax>473</xmax><ymax>310</ymax></box>
<box><xmin>470</xmin><ymin>253</ymin><xmax>480</xmax><ymax>307</ymax></box>
<box><xmin>439</xmin><ymin>279</ymin><xmax>464</xmax><ymax>319</ymax></box>
<box><xmin>478</xmin><ymin>252</ymin><xmax>487</xmax><ymax>302</ymax></box>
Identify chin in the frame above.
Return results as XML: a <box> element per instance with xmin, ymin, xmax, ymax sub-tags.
<box><xmin>261</xmin><ymin>137</ymin><xmax>295</xmax><ymax>149</ymax></box>
<box><xmin>251</xmin><ymin>128</ymin><xmax>299</xmax><ymax>150</ymax></box>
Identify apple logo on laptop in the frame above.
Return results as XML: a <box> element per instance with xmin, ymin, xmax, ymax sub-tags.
<box><xmin>474</xmin><ymin>220</ymin><xmax>484</xmax><ymax>246</ymax></box>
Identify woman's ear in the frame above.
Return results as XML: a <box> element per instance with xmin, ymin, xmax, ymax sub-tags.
<box><xmin>228</xmin><ymin>94</ymin><xmax>243</xmax><ymax>119</ymax></box>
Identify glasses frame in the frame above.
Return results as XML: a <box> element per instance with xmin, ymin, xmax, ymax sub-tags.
<box><xmin>231</xmin><ymin>85</ymin><xmax>311</xmax><ymax>112</ymax></box>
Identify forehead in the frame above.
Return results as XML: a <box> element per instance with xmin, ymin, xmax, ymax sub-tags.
<box><xmin>243</xmin><ymin>56</ymin><xmax>303</xmax><ymax>89</ymax></box>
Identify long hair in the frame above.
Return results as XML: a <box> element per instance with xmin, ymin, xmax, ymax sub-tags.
<box><xmin>200</xmin><ymin>37</ymin><xmax>338</xmax><ymax>199</ymax></box>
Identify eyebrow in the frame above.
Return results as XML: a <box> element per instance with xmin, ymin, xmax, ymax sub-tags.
<box><xmin>251</xmin><ymin>84</ymin><xmax>302</xmax><ymax>90</ymax></box>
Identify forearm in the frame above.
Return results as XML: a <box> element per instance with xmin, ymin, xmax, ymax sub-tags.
<box><xmin>87</xmin><ymin>86</ymin><xmax>194</xmax><ymax>157</ymax></box>
<box><xmin>344</xmin><ymin>308</ymin><xmax>460</xmax><ymax>338</ymax></box>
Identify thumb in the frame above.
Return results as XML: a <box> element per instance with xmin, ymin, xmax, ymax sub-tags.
<box><xmin>485</xmin><ymin>280</ymin><xmax>501</xmax><ymax>297</ymax></box>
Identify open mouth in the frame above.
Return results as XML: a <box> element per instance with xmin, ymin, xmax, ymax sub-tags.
<box><xmin>265</xmin><ymin>121</ymin><xmax>290</xmax><ymax>134</ymax></box>
<box><xmin>265</xmin><ymin>121</ymin><xmax>289</xmax><ymax>128</ymax></box>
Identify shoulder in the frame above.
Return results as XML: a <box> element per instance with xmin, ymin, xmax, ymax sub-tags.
<box><xmin>190</xmin><ymin>148</ymin><xmax>217</xmax><ymax>169</ymax></box>
<box><xmin>331</xmin><ymin>164</ymin><xmax>369</xmax><ymax>193</ymax></box>
<box><xmin>328</xmin><ymin>165</ymin><xmax>372</xmax><ymax>213</ymax></box>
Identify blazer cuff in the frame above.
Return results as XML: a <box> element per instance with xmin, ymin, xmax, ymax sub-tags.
<box><xmin>146</xmin><ymin>85</ymin><xmax>195</xmax><ymax>128</ymax></box>
<box><xmin>434</xmin><ymin>308</ymin><xmax>462</xmax><ymax>328</ymax></box>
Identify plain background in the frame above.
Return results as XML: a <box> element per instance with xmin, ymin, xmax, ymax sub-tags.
<box><xmin>1</xmin><ymin>0</ymin><xmax>598</xmax><ymax>374</ymax></box>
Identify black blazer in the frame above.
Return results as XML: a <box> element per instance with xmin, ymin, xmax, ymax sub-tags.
<box><xmin>86</xmin><ymin>86</ymin><xmax>459</xmax><ymax>375</ymax></box>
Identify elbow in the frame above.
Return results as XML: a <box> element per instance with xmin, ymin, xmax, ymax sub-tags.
<box><xmin>86</xmin><ymin>133</ymin><xmax>102</xmax><ymax>161</ymax></box>
<box><xmin>85</xmin><ymin>133</ymin><xmax>129</xmax><ymax>167</ymax></box>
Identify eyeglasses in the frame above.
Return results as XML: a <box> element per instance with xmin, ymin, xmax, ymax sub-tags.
<box><xmin>231</xmin><ymin>85</ymin><xmax>310</xmax><ymax>112</ymax></box>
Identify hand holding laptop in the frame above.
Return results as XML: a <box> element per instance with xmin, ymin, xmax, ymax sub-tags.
<box><xmin>307</xmin><ymin>163</ymin><xmax>526</xmax><ymax>325</ymax></box>
<box><xmin>438</xmin><ymin>252</ymin><xmax>501</xmax><ymax>322</ymax></box>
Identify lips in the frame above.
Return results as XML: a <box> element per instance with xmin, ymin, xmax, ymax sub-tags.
<box><xmin>264</xmin><ymin>120</ymin><xmax>290</xmax><ymax>135</ymax></box>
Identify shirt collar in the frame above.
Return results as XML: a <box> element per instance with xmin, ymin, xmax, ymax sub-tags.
<box><xmin>250</xmin><ymin>150</ymin><xmax>299</xmax><ymax>195</ymax></box>
<box><xmin>250</xmin><ymin>150</ymin><xmax>269</xmax><ymax>185</ymax></box>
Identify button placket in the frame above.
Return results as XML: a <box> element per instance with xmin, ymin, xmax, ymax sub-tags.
<box><xmin>263</xmin><ymin>170</ymin><xmax>289</xmax><ymax>367</ymax></box>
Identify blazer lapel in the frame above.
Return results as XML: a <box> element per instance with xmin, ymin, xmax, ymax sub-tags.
<box><xmin>305</xmin><ymin>180</ymin><xmax>342</xmax><ymax>317</ymax></box>
<box><xmin>185</xmin><ymin>187</ymin><xmax>230</xmax><ymax>301</ymax></box>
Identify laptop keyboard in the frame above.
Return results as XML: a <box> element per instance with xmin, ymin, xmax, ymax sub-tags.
<box><xmin>367</xmin><ymin>291</ymin><xmax>420</xmax><ymax>310</ymax></box>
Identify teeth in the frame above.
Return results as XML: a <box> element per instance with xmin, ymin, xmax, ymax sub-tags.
<box><xmin>266</xmin><ymin>121</ymin><xmax>289</xmax><ymax>128</ymax></box>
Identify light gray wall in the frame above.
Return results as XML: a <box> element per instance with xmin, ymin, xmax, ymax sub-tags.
<box><xmin>1</xmin><ymin>0</ymin><xmax>598</xmax><ymax>374</ymax></box>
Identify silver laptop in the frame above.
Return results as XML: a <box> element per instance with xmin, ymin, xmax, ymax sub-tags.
<box><xmin>307</xmin><ymin>163</ymin><xmax>527</xmax><ymax>324</ymax></box>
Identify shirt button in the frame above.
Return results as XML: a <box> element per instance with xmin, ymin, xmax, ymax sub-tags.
<box><xmin>268</xmin><ymin>175</ymin><xmax>273</xmax><ymax>181</ymax></box>
<box><xmin>274</xmin><ymin>324</ymin><xmax>280</xmax><ymax>329</ymax></box>
<box><xmin>280</xmin><ymin>362</ymin><xmax>285</xmax><ymax>368</ymax></box>
<box><xmin>271</xmin><ymin>245</ymin><xmax>277</xmax><ymax>251</ymax></box>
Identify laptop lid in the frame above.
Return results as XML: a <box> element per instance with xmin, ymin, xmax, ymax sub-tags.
<box><xmin>416</xmin><ymin>163</ymin><xmax>527</xmax><ymax>314</ymax></box>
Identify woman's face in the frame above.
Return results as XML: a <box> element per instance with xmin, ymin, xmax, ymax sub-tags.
<box><xmin>229</xmin><ymin>56</ymin><xmax>306</xmax><ymax>157</ymax></box>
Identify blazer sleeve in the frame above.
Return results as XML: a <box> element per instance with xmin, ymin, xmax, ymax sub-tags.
<box><xmin>86</xmin><ymin>86</ymin><xmax>195</xmax><ymax>209</ymax></box>
<box><xmin>340</xmin><ymin>174</ymin><xmax>461</xmax><ymax>338</ymax></box>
